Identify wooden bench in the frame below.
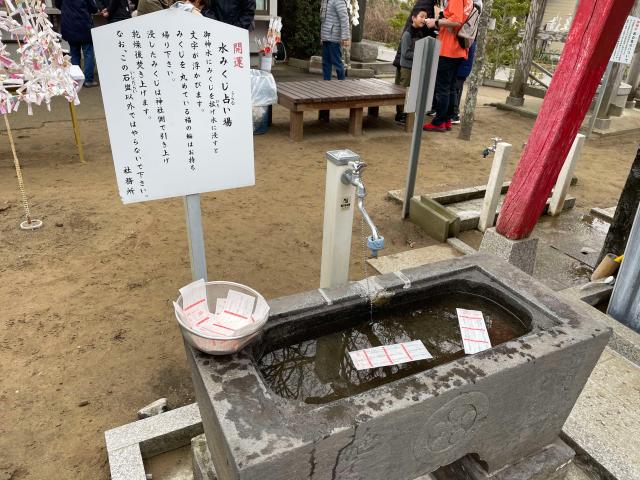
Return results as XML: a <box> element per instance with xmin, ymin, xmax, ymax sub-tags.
<box><xmin>277</xmin><ymin>78</ymin><xmax>413</xmax><ymax>141</ymax></box>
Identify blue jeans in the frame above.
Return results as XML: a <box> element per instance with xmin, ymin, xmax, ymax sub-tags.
<box><xmin>322</xmin><ymin>41</ymin><xmax>345</xmax><ymax>80</ymax></box>
<box><xmin>432</xmin><ymin>56</ymin><xmax>463</xmax><ymax>125</ymax></box>
<box><xmin>69</xmin><ymin>42</ymin><xmax>95</xmax><ymax>83</ymax></box>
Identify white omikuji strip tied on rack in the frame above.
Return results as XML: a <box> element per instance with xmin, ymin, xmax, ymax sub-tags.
<box><xmin>348</xmin><ymin>340</ymin><xmax>433</xmax><ymax>370</ymax></box>
<box><xmin>456</xmin><ymin>308</ymin><xmax>492</xmax><ymax>354</ymax></box>
<box><xmin>0</xmin><ymin>0</ymin><xmax>79</xmax><ymax>114</ymax></box>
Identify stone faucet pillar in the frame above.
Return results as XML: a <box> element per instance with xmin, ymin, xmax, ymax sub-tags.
<box><xmin>320</xmin><ymin>149</ymin><xmax>359</xmax><ymax>289</ymax></box>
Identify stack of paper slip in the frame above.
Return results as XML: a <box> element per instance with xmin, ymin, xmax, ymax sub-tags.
<box><xmin>174</xmin><ymin>279</ymin><xmax>269</xmax><ymax>338</ymax></box>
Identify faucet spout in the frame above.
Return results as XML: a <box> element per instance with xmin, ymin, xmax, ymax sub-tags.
<box><xmin>341</xmin><ymin>160</ymin><xmax>385</xmax><ymax>257</ymax></box>
<box><xmin>482</xmin><ymin>137</ymin><xmax>503</xmax><ymax>158</ymax></box>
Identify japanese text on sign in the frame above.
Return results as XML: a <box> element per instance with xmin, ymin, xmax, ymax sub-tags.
<box><xmin>611</xmin><ymin>16</ymin><xmax>640</xmax><ymax>65</ymax></box>
<box><xmin>92</xmin><ymin>9</ymin><xmax>255</xmax><ymax>204</ymax></box>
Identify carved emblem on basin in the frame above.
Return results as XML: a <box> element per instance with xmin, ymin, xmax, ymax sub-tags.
<box><xmin>414</xmin><ymin>392</ymin><xmax>489</xmax><ymax>459</ymax></box>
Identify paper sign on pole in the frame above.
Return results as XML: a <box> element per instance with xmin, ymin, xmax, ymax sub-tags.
<box><xmin>92</xmin><ymin>9</ymin><xmax>255</xmax><ymax>204</ymax></box>
<box><xmin>457</xmin><ymin>308</ymin><xmax>492</xmax><ymax>354</ymax></box>
<box><xmin>348</xmin><ymin>340</ymin><xmax>432</xmax><ymax>370</ymax></box>
<box><xmin>611</xmin><ymin>16</ymin><xmax>640</xmax><ymax>65</ymax></box>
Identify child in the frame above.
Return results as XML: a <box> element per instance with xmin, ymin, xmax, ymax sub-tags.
<box><xmin>395</xmin><ymin>7</ymin><xmax>427</xmax><ymax>124</ymax></box>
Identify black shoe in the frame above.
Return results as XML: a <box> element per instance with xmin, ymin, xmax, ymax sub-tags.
<box><xmin>451</xmin><ymin>115</ymin><xmax>461</xmax><ymax>124</ymax></box>
<box><xmin>395</xmin><ymin>113</ymin><xmax>407</xmax><ymax>124</ymax></box>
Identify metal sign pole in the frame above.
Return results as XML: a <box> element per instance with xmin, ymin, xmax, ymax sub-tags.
<box><xmin>586</xmin><ymin>62</ymin><xmax>613</xmax><ymax>138</ymax></box>
<box><xmin>184</xmin><ymin>193</ymin><xmax>208</xmax><ymax>282</ymax></box>
<box><xmin>402</xmin><ymin>37</ymin><xmax>439</xmax><ymax>219</ymax></box>
<box><xmin>607</xmin><ymin>204</ymin><xmax>640</xmax><ymax>331</ymax></box>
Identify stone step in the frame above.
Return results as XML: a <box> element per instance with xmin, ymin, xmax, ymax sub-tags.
<box><xmin>366</xmin><ymin>244</ymin><xmax>462</xmax><ymax>274</ymax></box>
<box><xmin>589</xmin><ymin>206</ymin><xmax>616</xmax><ymax>223</ymax></box>
<box><xmin>350</xmin><ymin>60</ymin><xmax>396</xmax><ymax>75</ymax></box>
<box><xmin>562</xmin><ymin>347</ymin><xmax>640</xmax><ymax>480</ymax></box>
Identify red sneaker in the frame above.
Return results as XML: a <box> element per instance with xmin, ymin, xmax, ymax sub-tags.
<box><xmin>445</xmin><ymin>120</ymin><xmax>452</xmax><ymax>130</ymax></box>
<box><xmin>422</xmin><ymin>122</ymin><xmax>447</xmax><ymax>132</ymax></box>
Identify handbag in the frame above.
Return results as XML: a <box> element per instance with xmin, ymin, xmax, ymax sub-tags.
<box><xmin>457</xmin><ymin>4</ymin><xmax>480</xmax><ymax>49</ymax></box>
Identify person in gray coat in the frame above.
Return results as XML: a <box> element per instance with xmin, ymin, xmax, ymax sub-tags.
<box><xmin>320</xmin><ymin>0</ymin><xmax>350</xmax><ymax>80</ymax></box>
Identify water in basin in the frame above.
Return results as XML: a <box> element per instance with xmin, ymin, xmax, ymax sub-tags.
<box><xmin>256</xmin><ymin>292</ymin><xmax>528</xmax><ymax>404</ymax></box>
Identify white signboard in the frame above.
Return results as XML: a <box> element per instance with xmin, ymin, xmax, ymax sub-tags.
<box><xmin>611</xmin><ymin>15</ymin><xmax>640</xmax><ymax>65</ymax></box>
<box><xmin>92</xmin><ymin>9</ymin><xmax>255</xmax><ymax>204</ymax></box>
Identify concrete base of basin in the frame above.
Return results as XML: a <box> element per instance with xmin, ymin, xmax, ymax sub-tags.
<box><xmin>192</xmin><ymin>432</ymin><xmax>573</xmax><ymax>480</ymax></box>
<box><xmin>435</xmin><ymin>439</ymin><xmax>574</xmax><ymax>480</ymax></box>
<box><xmin>479</xmin><ymin>228</ymin><xmax>538</xmax><ymax>275</ymax></box>
<box><xmin>192</xmin><ymin>434</ymin><xmax>218</xmax><ymax>480</ymax></box>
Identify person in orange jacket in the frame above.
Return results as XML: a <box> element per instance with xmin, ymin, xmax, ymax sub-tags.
<box><xmin>422</xmin><ymin>0</ymin><xmax>474</xmax><ymax>132</ymax></box>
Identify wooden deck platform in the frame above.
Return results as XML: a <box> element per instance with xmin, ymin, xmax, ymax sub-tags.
<box><xmin>277</xmin><ymin>78</ymin><xmax>412</xmax><ymax>140</ymax></box>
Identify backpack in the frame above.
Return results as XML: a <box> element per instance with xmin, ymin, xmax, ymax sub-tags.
<box><xmin>457</xmin><ymin>4</ymin><xmax>481</xmax><ymax>49</ymax></box>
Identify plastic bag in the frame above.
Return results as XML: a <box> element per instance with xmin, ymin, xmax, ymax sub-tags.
<box><xmin>252</xmin><ymin>106</ymin><xmax>269</xmax><ymax>135</ymax></box>
<box><xmin>250</xmin><ymin>69</ymin><xmax>277</xmax><ymax>107</ymax></box>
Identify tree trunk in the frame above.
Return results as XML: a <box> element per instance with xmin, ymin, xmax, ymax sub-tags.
<box><xmin>506</xmin><ymin>0</ymin><xmax>547</xmax><ymax>106</ymax></box>
<box><xmin>351</xmin><ymin>0</ymin><xmax>366</xmax><ymax>43</ymax></box>
<box><xmin>458</xmin><ymin>0</ymin><xmax>494</xmax><ymax>141</ymax></box>
<box><xmin>598</xmin><ymin>146</ymin><xmax>640</xmax><ymax>262</ymax></box>
<box><xmin>495</xmin><ymin>0</ymin><xmax>636</xmax><ymax>240</ymax></box>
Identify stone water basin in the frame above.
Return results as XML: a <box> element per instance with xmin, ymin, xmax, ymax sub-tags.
<box><xmin>255</xmin><ymin>290</ymin><xmax>529</xmax><ymax>405</ymax></box>
<box><xmin>185</xmin><ymin>254</ymin><xmax>609</xmax><ymax>480</ymax></box>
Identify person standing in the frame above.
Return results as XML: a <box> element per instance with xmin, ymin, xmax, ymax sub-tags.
<box><xmin>320</xmin><ymin>0</ymin><xmax>350</xmax><ymax>81</ymax></box>
<box><xmin>201</xmin><ymin>0</ymin><xmax>256</xmax><ymax>30</ymax></box>
<box><xmin>451</xmin><ymin>41</ymin><xmax>476</xmax><ymax>123</ymax></box>
<box><xmin>392</xmin><ymin>0</ymin><xmax>436</xmax><ymax>74</ymax></box>
<box><xmin>136</xmin><ymin>0</ymin><xmax>171</xmax><ymax>16</ymax></box>
<box><xmin>395</xmin><ymin>7</ymin><xmax>428</xmax><ymax>124</ymax></box>
<box><xmin>422</xmin><ymin>0</ymin><xmax>473</xmax><ymax>132</ymax></box>
<box><xmin>99</xmin><ymin>0</ymin><xmax>132</xmax><ymax>23</ymax></box>
<box><xmin>56</xmin><ymin>0</ymin><xmax>99</xmax><ymax>87</ymax></box>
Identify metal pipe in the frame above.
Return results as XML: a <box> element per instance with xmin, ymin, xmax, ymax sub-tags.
<box><xmin>357</xmin><ymin>196</ymin><xmax>381</xmax><ymax>240</ymax></box>
<box><xmin>341</xmin><ymin>159</ymin><xmax>385</xmax><ymax>256</ymax></box>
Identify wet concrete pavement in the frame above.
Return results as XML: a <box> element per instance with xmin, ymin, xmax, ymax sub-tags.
<box><xmin>459</xmin><ymin>209</ymin><xmax>608</xmax><ymax>292</ymax></box>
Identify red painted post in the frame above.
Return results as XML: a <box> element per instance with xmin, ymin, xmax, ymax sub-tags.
<box><xmin>495</xmin><ymin>0</ymin><xmax>636</xmax><ymax>240</ymax></box>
